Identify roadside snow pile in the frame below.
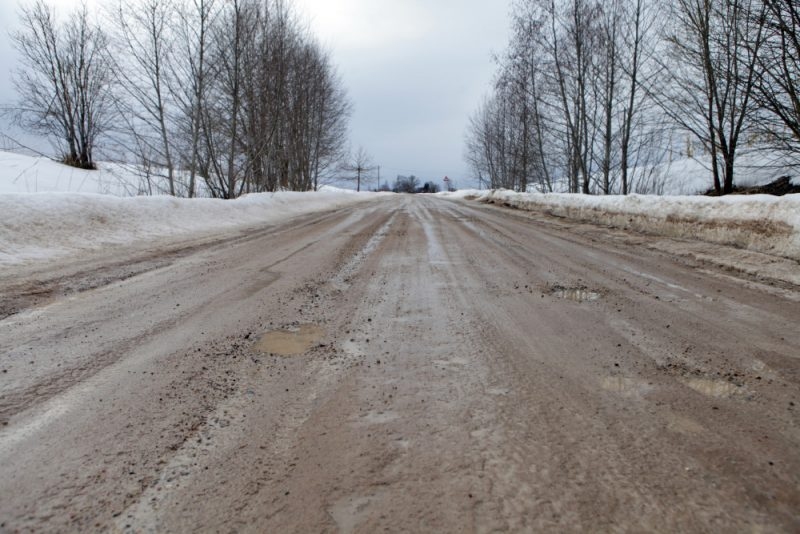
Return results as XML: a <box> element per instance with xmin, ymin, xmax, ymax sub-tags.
<box><xmin>0</xmin><ymin>190</ymin><xmax>379</xmax><ymax>266</ymax></box>
<box><xmin>446</xmin><ymin>189</ymin><xmax>800</xmax><ymax>261</ymax></box>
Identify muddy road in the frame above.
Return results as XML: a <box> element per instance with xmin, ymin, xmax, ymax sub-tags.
<box><xmin>1</xmin><ymin>195</ymin><xmax>799</xmax><ymax>532</ymax></box>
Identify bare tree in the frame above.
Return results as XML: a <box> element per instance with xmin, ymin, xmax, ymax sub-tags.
<box><xmin>468</xmin><ymin>0</ymin><xmax>662</xmax><ymax>195</ymax></box>
<box><xmin>195</xmin><ymin>0</ymin><xmax>350</xmax><ymax>197</ymax></box>
<box><xmin>394</xmin><ymin>175</ymin><xmax>420</xmax><ymax>193</ymax></box>
<box><xmin>465</xmin><ymin>97</ymin><xmax>495</xmax><ymax>189</ymax></box>
<box><xmin>618</xmin><ymin>0</ymin><xmax>660</xmax><ymax>194</ymax></box>
<box><xmin>662</xmin><ymin>0</ymin><xmax>765</xmax><ymax>194</ymax></box>
<box><xmin>549</xmin><ymin>0</ymin><xmax>603</xmax><ymax>194</ymax></box>
<box><xmin>11</xmin><ymin>0</ymin><xmax>115</xmax><ymax>169</ymax></box>
<box><xmin>752</xmin><ymin>0</ymin><xmax>800</xmax><ymax>160</ymax></box>
<box><xmin>109</xmin><ymin>0</ymin><xmax>179</xmax><ymax>195</ymax></box>
<box><xmin>342</xmin><ymin>146</ymin><xmax>376</xmax><ymax>192</ymax></box>
<box><xmin>12</xmin><ymin>0</ymin><xmax>349</xmax><ymax>196</ymax></box>
<box><xmin>304</xmin><ymin>47</ymin><xmax>352</xmax><ymax>192</ymax></box>
<box><xmin>465</xmin><ymin>94</ymin><xmax>508</xmax><ymax>190</ymax></box>
<box><xmin>199</xmin><ymin>0</ymin><xmax>257</xmax><ymax>199</ymax></box>
<box><xmin>171</xmin><ymin>0</ymin><xmax>219</xmax><ymax>198</ymax></box>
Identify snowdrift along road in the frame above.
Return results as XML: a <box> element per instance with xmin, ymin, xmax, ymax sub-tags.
<box><xmin>448</xmin><ymin>189</ymin><xmax>800</xmax><ymax>262</ymax></box>
<box><xmin>0</xmin><ymin>190</ymin><xmax>380</xmax><ymax>267</ymax></box>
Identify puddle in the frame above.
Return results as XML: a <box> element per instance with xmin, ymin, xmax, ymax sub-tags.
<box><xmin>551</xmin><ymin>285</ymin><xmax>601</xmax><ymax>302</ymax></box>
<box><xmin>600</xmin><ymin>376</ymin><xmax>652</xmax><ymax>397</ymax></box>
<box><xmin>253</xmin><ymin>324</ymin><xmax>324</xmax><ymax>356</ymax></box>
<box><xmin>684</xmin><ymin>378</ymin><xmax>743</xmax><ymax>398</ymax></box>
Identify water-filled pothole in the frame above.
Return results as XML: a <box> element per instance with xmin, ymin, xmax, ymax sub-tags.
<box><xmin>254</xmin><ymin>324</ymin><xmax>324</xmax><ymax>356</ymax></box>
<box><xmin>551</xmin><ymin>285</ymin><xmax>601</xmax><ymax>302</ymax></box>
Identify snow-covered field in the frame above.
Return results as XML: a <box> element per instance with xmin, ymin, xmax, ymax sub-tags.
<box><xmin>0</xmin><ymin>151</ymin><xmax>167</xmax><ymax>196</ymax></box>
<box><xmin>643</xmin><ymin>147</ymin><xmax>797</xmax><ymax>195</ymax></box>
<box><xmin>446</xmin><ymin>189</ymin><xmax>800</xmax><ymax>262</ymax></box>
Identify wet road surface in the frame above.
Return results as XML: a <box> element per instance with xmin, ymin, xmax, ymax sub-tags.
<box><xmin>1</xmin><ymin>195</ymin><xmax>799</xmax><ymax>532</ymax></box>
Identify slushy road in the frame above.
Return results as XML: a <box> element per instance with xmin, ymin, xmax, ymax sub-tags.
<box><xmin>1</xmin><ymin>195</ymin><xmax>798</xmax><ymax>532</ymax></box>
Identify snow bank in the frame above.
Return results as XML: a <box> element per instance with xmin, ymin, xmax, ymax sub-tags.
<box><xmin>0</xmin><ymin>190</ymin><xmax>380</xmax><ymax>266</ymax></box>
<box><xmin>0</xmin><ymin>151</ymin><xmax>381</xmax><ymax>267</ymax></box>
<box><xmin>446</xmin><ymin>189</ymin><xmax>800</xmax><ymax>261</ymax></box>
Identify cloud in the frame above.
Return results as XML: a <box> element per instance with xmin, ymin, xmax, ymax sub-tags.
<box><xmin>296</xmin><ymin>0</ymin><xmax>510</xmax><ymax>182</ymax></box>
<box><xmin>1</xmin><ymin>0</ymin><xmax>510</xmax><ymax>185</ymax></box>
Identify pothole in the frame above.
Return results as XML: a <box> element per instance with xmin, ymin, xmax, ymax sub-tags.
<box><xmin>352</xmin><ymin>410</ymin><xmax>399</xmax><ymax>427</ymax></box>
<box><xmin>253</xmin><ymin>324</ymin><xmax>324</xmax><ymax>356</ymax></box>
<box><xmin>551</xmin><ymin>284</ymin><xmax>601</xmax><ymax>302</ymax></box>
<box><xmin>683</xmin><ymin>378</ymin><xmax>744</xmax><ymax>398</ymax></box>
<box><xmin>600</xmin><ymin>376</ymin><xmax>652</xmax><ymax>397</ymax></box>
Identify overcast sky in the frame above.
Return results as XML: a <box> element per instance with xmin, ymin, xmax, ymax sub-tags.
<box><xmin>0</xmin><ymin>0</ymin><xmax>511</xmax><ymax>187</ymax></box>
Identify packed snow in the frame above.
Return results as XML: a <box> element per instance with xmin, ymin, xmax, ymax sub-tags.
<box><xmin>445</xmin><ymin>189</ymin><xmax>800</xmax><ymax>261</ymax></box>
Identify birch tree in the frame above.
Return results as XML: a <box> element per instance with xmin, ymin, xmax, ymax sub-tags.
<box><xmin>109</xmin><ymin>0</ymin><xmax>178</xmax><ymax>195</ymax></box>
<box><xmin>172</xmin><ymin>0</ymin><xmax>219</xmax><ymax>197</ymax></box>
<box><xmin>753</xmin><ymin>0</ymin><xmax>800</xmax><ymax>159</ymax></box>
<box><xmin>12</xmin><ymin>0</ymin><xmax>114</xmax><ymax>169</ymax></box>
<box><xmin>663</xmin><ymin>0</ymin><xmax>765</xmax><ymax>194</ymax></box>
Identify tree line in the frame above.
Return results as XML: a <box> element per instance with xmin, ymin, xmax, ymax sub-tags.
<box><xmin>465</xmin><ymin>0</ymin><xmax>799</xmax><ymax>195</ymax></box>
<box><xmin>10</xmin><ymin>0</ymin><xmax>351</xmax><ymax>198</ymax></box>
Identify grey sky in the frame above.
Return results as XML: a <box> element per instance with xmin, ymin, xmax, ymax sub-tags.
<box><xmin>0</xmin><ymin>0</ymin><xmax>511</xmax><ymax>187</ymax></box>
